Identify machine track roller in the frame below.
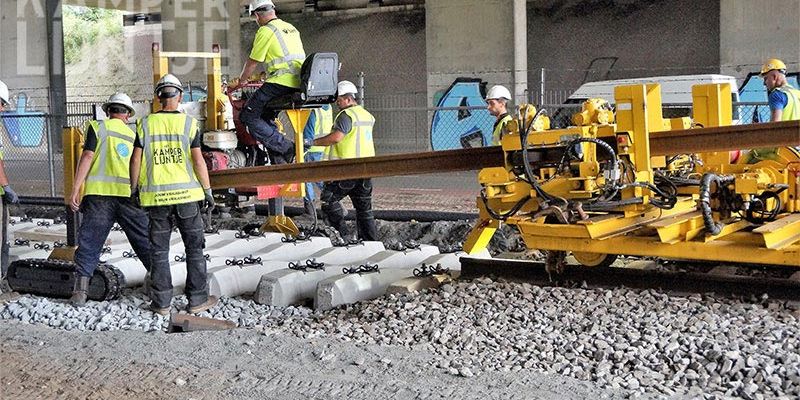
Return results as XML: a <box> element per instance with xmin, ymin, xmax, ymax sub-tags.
<box><xmin>6</xmin><ymin>259</ymin><xmax>124</xmax><ymax>301</ymax></box>
<box><xmin>572</xmin><ymin>252</ymin><xmax>618</xmax><ymax>268</ymax></box>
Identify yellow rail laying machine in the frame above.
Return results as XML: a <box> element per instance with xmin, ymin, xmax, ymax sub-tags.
<box><xmin>464</xmin><ymin>83</ymin><xmax>800</xmax><ymax>268</ymax></box>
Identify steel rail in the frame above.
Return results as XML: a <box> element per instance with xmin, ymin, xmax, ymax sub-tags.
<box><xmin>459</xmin><ymin>257</ymin><xmax>800</xmax><ymax>301</ymax></box>
<box><xmin>209</xmin><ymin>121</ymin><xmax>800</xmax><ymax>189</ymax></box>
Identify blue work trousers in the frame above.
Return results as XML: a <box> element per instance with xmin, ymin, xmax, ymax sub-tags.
<box><xmin>304</xmin><ymin>151</ymin><xmax>325</xmax><ymax>201</ymax></box>
<box><xmin>74</xmin><ymin>195</ymin><xmax>152</xmax><ymax>278</ymax></box>
<box><xmin>146</xmin><ymin>202</ymin><xmax>207</xmax><ymax>309</ymax></box>
<box><xmin>239</xmin><ymin>82</ymin><xmax>297</xmax><ymax>154</ymax></box>
<box><xmin>321</xmin><ymin>179</ymin><xmax>378</xmax><ymax>241</ymax></box>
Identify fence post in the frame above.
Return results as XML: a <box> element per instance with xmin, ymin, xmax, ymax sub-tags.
<box><xmin>539</xmin><ymin>68</ymin><xmax>545</xmax><ymax>106</ymax></box>
<box><xmin>358</xmin><ymin>71</ymin><xmax>365</xmax><ymax>107</ymax></box>
<box><xmin>45</xmin><ymin>117</ymin><xmax>56</xmax><ymax>197</ymax></box>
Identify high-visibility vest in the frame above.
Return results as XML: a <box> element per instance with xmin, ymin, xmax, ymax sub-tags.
<box><xmin>308</xmin><ymin>106</ymin><xmax>333</xmax><ymax>155</ymax></box>
<box><xmin>491</xmin><ymin>114</ymin><xmax>512</xmax><ymax>146</ymax></box>
<box><xmin>328</xmin><ymin>105</ymin><xmax>375</xmax><ymax>160</ymax></box>
<box><xmin>259</xmin><ymin>19</ymin><xmax>305</xmax><ymax>88</ymax></box>
<box><xmin>776</xmin><ymin>85</ymin><xmax>800</xmax><ymax>121</ymax></box>
<box><xmin>84</xmin><ymin>119</ymin><xmax>136</xmax><ymax>197</ymax></box>
<box><xmin>136</xmin><ymin>113</ymin><xmax>203</xmax><ymax>206</ymax></box>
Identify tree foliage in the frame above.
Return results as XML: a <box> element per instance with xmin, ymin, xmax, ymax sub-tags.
<box><xmin>63</xmin><ymin>6</ymin><xmax>123</xmax><ymax>64</ymax></box>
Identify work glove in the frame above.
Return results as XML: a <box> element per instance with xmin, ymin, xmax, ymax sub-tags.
<box><xmin>202</xmin><ymin>188</ymin><xmax>215</xmax><ymax>213</ymax></box>
<box><xmin>2</xmin><ymin>185</ymin><xmax>19</xmax><ymax>204</ymax></box>
<box><xmin>130</xmin><ymin>189</ymin><xmax>141</xmax><ymax>207</ymax></box>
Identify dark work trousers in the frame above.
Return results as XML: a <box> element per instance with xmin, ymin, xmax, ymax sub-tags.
<box><xmin>321</xmin><ymin>179</ymin><xmax>378</xmax><ymax>241</ymax></box>
<box><xmin>74</xmin><ymin>195</ymin><xmax>152</xmax><ymax>278</ymax></box>
<box><xmin>0</xmin><ymin>196</ymin><xmax>8</xmax><ymax>277</ymax></box>
<box><xmin>239</xmin><ymin>82</ymin><xmax>297</xmax><ymax>154</ymax></box>
<box><xmin>146</xmin><ymin>202</ymin><xmax>207</xmax><ymax>309</ymax></box>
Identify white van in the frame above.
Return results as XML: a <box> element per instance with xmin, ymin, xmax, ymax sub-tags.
<box><xmin>550</xmin><ymin>74</ymin><xmax>741</xmax><ymax>127</ymax></box>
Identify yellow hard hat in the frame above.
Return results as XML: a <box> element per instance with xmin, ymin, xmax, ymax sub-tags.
<box><xmin>760</xmin><ymin>58</ymin><xmax>787</xmax><ymax>76</ymax></box>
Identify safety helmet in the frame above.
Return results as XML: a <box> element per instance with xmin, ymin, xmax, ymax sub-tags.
<box><xmin>337</xmin><ymin>80</ymin><xmax>358</xmax><ymax>97</ymax></box>
<box><xmin>760</xmin><ymin>58</ymin><xmax>787</xmax><ymax>76</ymax></box>
<box><xmin>0</xmin><ymin>80</ymin><xmax>9</xmax><ymax>107</ymax></box>
<box><xmin>249</xmin><ymin>0</ymin><xmax>275</xmax><ymax>15</ymax></box>
<box><xmin>486</xmin><ymin>85</ymin><xmax>511</xmax><ymax>101</ymax></box>
<box><xmin>102</xmin><ymin>92</ymin><xmax>135</xmax><ymax>116</ymax></box>
<box><xmin>154</xmin><ymin>74</ymin><xmax>183</xmax><ymax>98</ymax></box>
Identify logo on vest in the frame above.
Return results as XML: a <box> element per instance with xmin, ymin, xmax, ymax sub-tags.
<box><xmin>116</xmin><ymin>143</ymin><xmax>130</xmax><ymax>158</ymax></box>
<box><xmin>153</xmin><ymin>147</ymin><xmax>184</xmax><ymax>165</ymax></box>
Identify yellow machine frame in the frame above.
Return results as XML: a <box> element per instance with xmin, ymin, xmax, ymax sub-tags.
<box><xmin>465</xmin><ymin>83</ymin><xmax>800</xmax><ymax>267</ymax></box>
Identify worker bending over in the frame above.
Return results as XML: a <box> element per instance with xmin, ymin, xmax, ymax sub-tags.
<box><xmin>236</xmin><ymin>0</ymin><xmax>306</xmax><ymax>164</ymax></box>
<box><xmin>0</xmin><ymin>80</ymin><xmax>19</xmax><ymax>277</ymax></box>
<box><xmin>130</xmin><ymin>74</ymin><xmax>217</xmax><ymax>316</ymax></box>
<box><xmin>486</xmin><ymin>85</ymin><xmax>512</xmax><ymax>146</ymax></box>
<box><xmin>68</xmin><ymin>93</ymin><xmax>152</xmax><ymax>306</ymax></box>
<box><xmin>312</xmin><ymin>81</ymin><xmax>378</xmax><ymax>241</ymax></box>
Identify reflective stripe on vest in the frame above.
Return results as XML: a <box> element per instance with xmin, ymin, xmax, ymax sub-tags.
<box><xmin>328</xmin><ymin>105</ymin><xmax>375</xmax><ymax>160</ymax></box>
<box><xmin>308</xmin><ymin>106</ymin><xmax>333</xmax><ymax>154</ymax></box>
<box><xmin>776</xmin><ymin>85</ymin><xmax>800</xmax><ymax>121</ymax></box>
<box><xmin>85</xmin><ymin>119</ymin><xmax>136</xmax><ymax>197</ymax></box>
<box><xmin>491</xmin><ymin>114</ymin><xmax>512</xmax><ymax>146</ymax></box>
<box><xmin>138</xmin><ymin>114</ymin><xmax>203</xmax><ymax>206</ymax></box>
<box><xmin>264</xmin><ymin>19</ymin><xmax>305</xmax><ymax>87</ymax></box>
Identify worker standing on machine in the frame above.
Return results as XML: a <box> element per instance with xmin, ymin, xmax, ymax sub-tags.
<box><xmin>312</xmin><ymin>81</ymin><xmax>378</xmax><ymax>241</ymax></box>
<box><xmin>68</xmin><ymin>93</ymin><xmax>153</xmax><ymax>306</ymax></box>
<box><xmin>234</xmin><ymin>0</ymin><xmax>306</xmax><ymax>164</ymax></box>
<box><xmin>130</xmin><ymin>74</ymin><xmax>217</xmax><ymax>316</ymax></box>
<box><xmin>486</xmin><ymin>85</ymin><xmax>513</xmax><ymax>146</ymax></box>
<box><xmin>0</xmin><ymin>80</ymin><xmax>20</xmax><ymax>278</ymax></box>
<box><xmin>302</xmin><ymin>104</ymin><xmax>333</xmax><ymax>216</ymax></box>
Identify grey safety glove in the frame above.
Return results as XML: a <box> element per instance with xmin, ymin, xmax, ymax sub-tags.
<box><xmin>202</xmin><ymin>188</ymin><xmax>215</xmax><ymax>213</ymax></box>
<box><xmin>2</xmin><ymin>185</ymin><xmax>19</xmax><ymax>204</ymax></box>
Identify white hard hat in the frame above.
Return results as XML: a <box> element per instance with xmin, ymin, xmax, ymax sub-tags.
<box><xmin>486</xmin><ymin>85</ymin><xmax>511</xmax><ymax>101</ymax></box>
<box><xmin>337</xmin><ymin>80</ymin><xmax>358</xmax><ymax>97</ymax></box>
<box><xmin>102</xmin><ymin>92</ymin><xmax>136</xmax><ymax>116</ymax></box>
<box><xmin>249</xmin><ymin>0</ymin><xmax>275</xmax><ymax>14</ymax></box>
<box><xmin>155</xmin><ymin>74</ymin><xmax>183</xmax><ymax>98</ymax></box>
<box><xmin>0</xmin><ymin>80</ymin><xmax>9</xmax><ymax>107</ymax></box>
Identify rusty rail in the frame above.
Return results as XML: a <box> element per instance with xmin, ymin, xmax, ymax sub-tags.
<box><xmin>209</xmin><ymin>121</ymin><xmax>800</xmax><ymax>189</ymax></box>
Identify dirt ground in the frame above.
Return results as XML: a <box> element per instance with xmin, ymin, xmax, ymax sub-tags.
<box><xmin>0</xmin><ymin>320</ymin><xmax>631</xmax><ymax>400</ymax></box>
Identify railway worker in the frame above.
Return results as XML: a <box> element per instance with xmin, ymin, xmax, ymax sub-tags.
<box><xmin>68</xmin><ymin>93</ymin><xmax>153</xmax><ymax>306</ymax></box>
<box><xmin>0</xmin><ymin>80</ymin><xmax>19</xmax><ymax>277</ymax></box>
<box><xmin>130</xmin><ymin>74</ymin><xmax>217</xmax><ymax>316</ymax></box>
<box><xmin>745</xmin><ymin>59</ymin><xmax>800</xmax><ymax>163</ymax></box>
<box><xmin>302</xmin><ymin>104</ymin><xmax>333</xmax><ymax>215</ymax></box>
<box><xmin>234</xmin><ymin>0</ymin><xmax>306</xmax><ymax>164</ymax></box>
<box><xmin>486</xmin><ymin>85</ymin><xmax>513</xmax><ymax>146</ymax></box>
<box><xmin>761</xmin><ymin>59</ymin><xmax>799</xmax><ymax>122</ymax></box>
<box><xmin>311</xmin><ymin>81</ymin><xmax>378</xmax><ymax>241</ymax></box>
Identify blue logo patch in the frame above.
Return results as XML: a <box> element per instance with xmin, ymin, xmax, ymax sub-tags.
<box><xmin>116</xmin><ymin>143</ymin><xmax>130</xmax><ymax>158</ymax></box>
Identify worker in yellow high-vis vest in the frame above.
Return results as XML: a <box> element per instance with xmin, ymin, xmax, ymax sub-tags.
<box><xmin>234</xmin><ymin>0</ymin><xmax>306</xmax><ymax>164</ymax></box>
<box><xmin>0</xmin><ymin>79</ymin><xmax>19</xmax><ymax>278</ymax></box>
<box><xmin>130</xmin><ymin>74</ymin><xmax>217</xmax><ymax>316</ymax></box>
<box><xmin>68</xmin><ymin>93</ymin><xmax>152</xmax><ymax>306</ymax></box>
<box><xmin>486</xmin><ymin>85</ymin><xmax>513</xmax><ymax>146</ymax></box>
<box><xmin>744</xmin><ymin>59</ymin><xmax>800</xmax><ymax>163</ymax></box>
<box><xmin>302</xmin><ymin>104</ymin><xmax>333</xmax><ymax>216</ymax></box>
<box><xmin>311</xmin><ymin>81</ymin><xmax>377</xmax><ymax>241</ymax></box>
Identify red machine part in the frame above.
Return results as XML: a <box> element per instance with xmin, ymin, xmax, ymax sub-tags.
<box><xmin>227</xmin><ymin>84</ymin><xmax>262</xmax><ymax>147</ymax></box>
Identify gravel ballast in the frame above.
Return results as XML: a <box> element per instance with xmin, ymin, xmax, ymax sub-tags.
<box><xmin>2</xmin><ymin>277</ymin><xmax>799</xmax><ymax>398</ymax></box>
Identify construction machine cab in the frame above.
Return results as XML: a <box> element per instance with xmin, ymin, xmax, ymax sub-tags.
<box><xmin>264</xmin><ymin>52</ymin><xmax>339</xmax><ymax>110</ymax></box>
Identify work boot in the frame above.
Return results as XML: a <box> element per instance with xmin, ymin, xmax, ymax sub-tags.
<box><xmin>70</xmin><ymin>275</ymin><xmax>90</xmax><ymax>307</ymax></box>
<box><xmin>149</xmin><ymin>302</ymin><xmax>171</xmax><ymax>316</ymax></box>
<box><xmin>187</xmin><ymin>296</ymin><xmax>219</xmax><ymax>314</ymax></box>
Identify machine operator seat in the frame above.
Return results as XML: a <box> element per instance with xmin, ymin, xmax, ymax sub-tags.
<box><xmin>264</xmin><ymin>52</ymin><xmax>339</xmax><ymax>110</ymax></box>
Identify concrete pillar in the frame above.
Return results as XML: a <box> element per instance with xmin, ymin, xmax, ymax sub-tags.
<box><xmin>720</xmin><ymin>0</ymin><xmax>800</xmax><ymax>77</ymax></box>
<box><xmin>512</xmin><ymin>0</ymin><xmax>527</xmax><ymax>104</ymax></box>
<box><xmin>426</xmin><ymin>0</ymin><xmax>520</xmax><ymax>104</ymax></box>
<box><xmin>160</xmin><ymin>0</ymin><xmax>242</xmax><ymax>83</ymax></box>
<box><xmin>0</xmin><ymin>0</ymin><xmax>66</xmax><ymax>152</ymax></box>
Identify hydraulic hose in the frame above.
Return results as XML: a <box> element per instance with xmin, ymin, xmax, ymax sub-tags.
<box><xmin>698</xmin><ymin>173</ymin><xmax>735</xmax><ymax>235</ymax></box>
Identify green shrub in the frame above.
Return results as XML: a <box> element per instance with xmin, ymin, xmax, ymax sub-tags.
<box><xmin>63</xmin><ymin>6</ymin><xmax>123</xmax><ymax>64</ymax></box>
